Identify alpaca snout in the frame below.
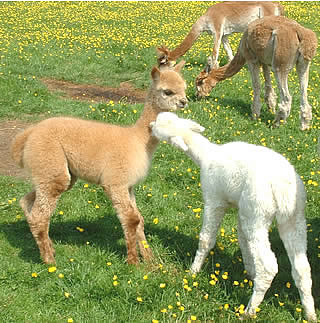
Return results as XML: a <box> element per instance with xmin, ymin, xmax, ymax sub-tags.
<box><xmin>178</xmin><ymin>98</ymin><xmax>188</xmax><ymax>108</ymax></box>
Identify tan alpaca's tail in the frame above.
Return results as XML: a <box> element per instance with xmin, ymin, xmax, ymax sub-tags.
<box><xmin>296</xmin><ymin>27</ymin><xmax>318</xmax><ymax>61</ymax></box>
<box><xmin>11</xmin><ymin>126</ymin><xmax>34</xmax><ymax>168</ymax></box>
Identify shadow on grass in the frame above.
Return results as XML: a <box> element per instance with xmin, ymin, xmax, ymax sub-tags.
<box><xmin>1</xmin><ymin>210</ymin><xmax>319</xmax><ymax>312</ymax></box>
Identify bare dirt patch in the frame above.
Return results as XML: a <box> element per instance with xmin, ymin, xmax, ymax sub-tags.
<box><xmin>42</xmin><ymin>79</ymin><xmax>146</xmax><ymax>104</ymax></box>
<box><xmin>0</xmin><ymin>80</ymin><xmax>147</xmax><ymax>178</ymax></box>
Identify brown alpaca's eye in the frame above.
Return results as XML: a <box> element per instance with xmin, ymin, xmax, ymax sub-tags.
<box><xmin>164</xmin><ymin>89</ymin><xmax>174</xmax><ymax>96</ymax></box>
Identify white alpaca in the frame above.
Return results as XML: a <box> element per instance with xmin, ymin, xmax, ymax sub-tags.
<box><xmin>150</xmin><ymin>112</ymin><xmax>316</xmax><ymax>322</ymax></box>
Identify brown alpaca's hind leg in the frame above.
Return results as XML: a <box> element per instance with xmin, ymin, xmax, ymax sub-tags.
<box><xmin>24</xmin><ymin>172</ymin><xmax>72</xmax><ymax>264</ymax></box>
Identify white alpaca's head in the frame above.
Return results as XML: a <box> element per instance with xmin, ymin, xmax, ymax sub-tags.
<box><xmin>150</xmin><ymin>112</ymin><xmax>205</xmax><ymax>151</ymax></box>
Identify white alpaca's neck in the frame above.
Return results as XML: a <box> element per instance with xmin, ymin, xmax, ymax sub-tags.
<box><xmin>183</xmin><ymin>132</ymin><xmax>217</xmax><ymax>166</ymax></box>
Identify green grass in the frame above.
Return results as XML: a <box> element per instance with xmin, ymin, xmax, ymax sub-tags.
<box><xmin>0</xmin><ymin>2</ymin><xmax>320</xmax><ymax>322</ymax></box>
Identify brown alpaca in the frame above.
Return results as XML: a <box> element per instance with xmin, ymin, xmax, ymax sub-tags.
<box><xmin>157</xmin><ymin>1</ymin><xmax>284</xmax><ymax>69</ymax></box>
<box><xmin>11</xmin><ymin>62</ymin><xmax>187</xmax><ymax>265</ymax></box>
<box><xmin>196</xmin><ymin>16</ymin><xmax>318</xmax><ymax>130</ymax></box>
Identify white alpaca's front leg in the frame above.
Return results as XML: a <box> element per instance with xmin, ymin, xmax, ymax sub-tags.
<box><xmin>191</xmin><ymin>203</ymin><xmax>225</xmax><ymax>273</ymax></box>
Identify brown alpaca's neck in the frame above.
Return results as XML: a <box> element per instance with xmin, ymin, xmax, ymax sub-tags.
<box><xmin>210</xmin><ymin>50</ymin><xmax>246</xmax><ymax>83</ymax></box>
<box><xmin>133</xmin><ymin>101</ymin><xmax>160</xmax><ymax>153</ymax></box>
<box><xmin>169</xmin><ymin>24</ymin><xmax>201</xmax><ymax>60</ymax></box>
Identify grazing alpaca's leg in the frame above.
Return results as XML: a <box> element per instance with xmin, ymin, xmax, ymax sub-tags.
<box><xmin>296</xmin><ymin>57</ymin><xmax>312</xmax><ymax>130</ymax></box>
<box><xmin>248</xmin><ymin>62</ymin><xmax>262</xmax><ymax>120</ymax></box>
<box><xmin>221</xmin><ymin>35</ymin><xmax>234</xmax><ymax>62</ymax></box>
<box><xmin>273</xmin><ymin>69</ymin><xmax>292</xmax><ymax>127</ymax></box>
<box><xmin>191</xmin><ymin>202</ymin><xmax>225</xmax><ymax>273</ymax></box>
<box><xmin>262</xmin><ymin>64</ymin><xmax>277</xmax><ymax>114</ymax></box>
<box><xmin>129</xmin><ymin>187</ymin><xmax>153</xmax><ymax>261</ymax></box>
<box><xmin>278</xmin><ymin>214</ymin><xmax>316</xmax><ymax>321</ymax></box>
<box><xmin>237</xmin><ymin>223</ymin><xmax>255</xmax><ymax>280</ymax></box>
<box><xmin>211</xmin><ymin>29</ymin><xmax>222</xmax><ymax>69</ymax></box>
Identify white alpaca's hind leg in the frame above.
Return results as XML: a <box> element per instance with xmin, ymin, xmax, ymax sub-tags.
<box><xmin>244</xmin><ymin>229</ymin><xmax>278</xmax><ymax>317</ymax></box>
<box><xmin>278</xmin><ymin>215</ymin><xmax>316</xmax><ymax>322</ymax></box>
<box><xmin>191</xmin><ymin>203</ymin><xmax>225</xmax><ymax>273</ymax></box>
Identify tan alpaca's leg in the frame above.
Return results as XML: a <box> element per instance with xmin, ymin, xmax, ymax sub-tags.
<box><xmin>221</xmin><ymin>35</ymin><xmax>234</xmax><ymax>62</ymax></box>
<box><xmin>23</xmin><ymin>171</ymin><xmax>72</xmax><ymax>264</ymax></box>
<box><xmin>129</xmin><ymin>187</ymin><xmax>153</xmax><ymax>261</ymax></box>
<box><xmin>273</xmin><ymin>69</ymin><xmax>292</xmax><ymax>127</ymax></box>
<box><xmin>248</xmin><ymin>62</ymin><xmax>262</xmax><ymax>119</ymax></box>
<box><xmin>262</xmin><ymin>64</ymin><xmax>277</xmax><ymax>114</ymax></box>
<box><xmin>105</xmin><ymin>186</ymin><xmax>145</xmax><ymax>264</ymax></box>
<box><xmin>211</xmin><ymin>30</ymin><xmax>222</xmax><ymax>69</ymax></box>
<box><xmin>296</xmin><ymin>57</ymin><xmax>312</xmax><ymax>130</ymax></box>
<box><xmin>20</xmin><ymin>190</ymin><xmax>36</xmax><ymax>214</ymax></box>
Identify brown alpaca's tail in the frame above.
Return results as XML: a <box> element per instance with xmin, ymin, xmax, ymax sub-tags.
<box><xmin>11</xmin><ymin>126</ymin><xmax>34</xmax><ymax>168</ymax></box>
<box><xmin>208</xmin><ymin>40</ymin><xmax>246</xmax><ymax>83</ymax></box>
<box><xmin>297</xmin><ymin>27</ymin><xmax>318</xmax><ymax>61</ymax></box>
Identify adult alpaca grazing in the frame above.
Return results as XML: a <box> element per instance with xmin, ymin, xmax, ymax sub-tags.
<box><xmin>157</xmin><ymin>1</ymin><xmax>284</xmax><ymax>68</ymax></box>
<box><xmin>150</xmin><ymin>112</ymin><xmax>317</xmax><ymax>322</ymax></box>
<box><xmin>196</xmin><ymin>16</ymin><xmax>318</xmax><ymax>130</ymax></box>
<box><xmin>10</xmin><ymin>61</ymin><xmax>187</xmax><ymax>265</ymax></box>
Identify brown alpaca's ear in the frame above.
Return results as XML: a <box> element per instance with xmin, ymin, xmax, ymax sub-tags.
<box><xmin>157</xmin><ymin>45</ymin><xmax>170</xmax><ymax>68</ymax></box>
<box><xmin>174</xmin><ymin>60</ymin><xmax>185</xmax><ymax>73</ymax></box>
<box><xmin>151</xmin><ymin>66</ymin><xmax>160</xmax><ymax>82</ymax></box>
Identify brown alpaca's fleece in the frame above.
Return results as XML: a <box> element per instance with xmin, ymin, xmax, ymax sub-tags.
<box><xmin>11</xmin><ymin>62</ymin><xmax>187</xmax><ymax>265</ymax></box>
<box><xmin>157</xmin><ymin>1</ymin><xmax>284</xmax><ymax>68</ymax></box>
<box><xmin>196</xmin><ymin>16</ymin><xmax>317</xmax><ymax>130</ymax></box>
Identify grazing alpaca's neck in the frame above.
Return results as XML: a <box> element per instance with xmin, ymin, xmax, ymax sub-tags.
<box><xmin>209</xmin><ymin>47</ymin><xmax>246</xmax><ymax>83</ymax></box>
<box><xmin>169</xmin><ymin>22</ymin><xmax>202</xmax><ymax>61</ymax></box>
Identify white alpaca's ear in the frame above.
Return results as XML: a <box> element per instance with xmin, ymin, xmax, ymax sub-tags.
<box><xmin>171</xmin><ymin>136</ymin><xmax>188</xmax><ymax>151</ymax></box>
<box><xmin>182</xmin><ymin>119</ymin><xmax>205</xmax><ymax>133</ymax></box>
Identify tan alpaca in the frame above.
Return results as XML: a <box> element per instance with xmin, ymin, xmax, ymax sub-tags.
<box><xmin>157</xmin><ymin>1</ymin><xmax>284</xmax><ymax>69</ymax></box>
<box><xmin>11</xmin><ymin>62</ymin><xmax>187</xmax><ymax>265</ymax></box>
<box><xmin>196</xmin><ymin>16</ymin><xmax>318</xmax><ymax>130</ymax></box>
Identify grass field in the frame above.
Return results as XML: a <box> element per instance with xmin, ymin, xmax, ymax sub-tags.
<box><xmin>0</xmin><ymin>1</ymin><xmax>320</xmax><ymax>322</ymax></box>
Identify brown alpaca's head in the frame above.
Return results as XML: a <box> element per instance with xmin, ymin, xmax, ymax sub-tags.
<box><xmin>195</xmin><ymin>59</ymin><xmax>217</xmax><ymax>98</ymax></box>
<box><xmin>195</xmin><ymin>71</ymin><xmax>218</xmax><ymax>98</ymax></box>
<box><xmin>151</xmin><ymin>60</ymin><xmax>188</xmax><ymax>111</ymax></box>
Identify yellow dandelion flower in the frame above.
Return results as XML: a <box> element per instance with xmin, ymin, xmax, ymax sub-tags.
<box><xmin>31</xmin><ymin>272</ymin><xmax>38</xmax><ymax>278</ymax></box>
<box><xmin>113</xmin><ymin>281</ymin><xmax>119</xmax><ymax>286</ymax></box>
<box><xmin>48</xmin><ymin>266</ymin><xmax>56</xmax><ymax>273</ymax></box>
<box><xmin>143</xmin><ymin>275</ymin><xmax>148</xmax><ymax>280</ymax></box>
<box><xmin>153</xmin><ymin>218</ymin><xmax>159</xmax><ymax>224</ymax></box>
<box><xmin>159</xmin><ymin>283</ymin><xmax>166</xmax><ymax>288</ymax></box>
<box><xmin>160</xmin><ymin>308</ymin><xmax>167</xmax><ymax>313</ymax></box>
<box><xmin>296</xmin><ymin>307</ymin><xmax>302</xmax><ymax>312</ymax></box>
<box><xmin>67</xmin><ymin>319</ymin><xmax>73</xmax><ymax>323</ymax></box>
<box><xmin>64</xmin><ymin>292</ymin><xmax>70</xmax><ymax>298</ymax></box>
<box><xmin>286</xmin><ymin>282</ymin><xmax>291</xmax><ymax>288</ymax></box>
<box><xmin>58</xmin><ymin>273</ymin><xmax>64</xmax><ymax>279</ymax></box>
<box><xmin>136</xmin><ymin>296</ymin><xmax>143</xmax><ymax>302</ymax></box>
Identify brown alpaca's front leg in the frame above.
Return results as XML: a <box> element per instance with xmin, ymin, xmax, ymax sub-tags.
<box><xmin>129</xmin><ymin>187</ymin><xmax>153</xmax><ymax>261</ymax></box>
<box><xmin>106</xmin><ymin>186</ymin><xmax>143</xmax><ymax>264</ymax></box>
